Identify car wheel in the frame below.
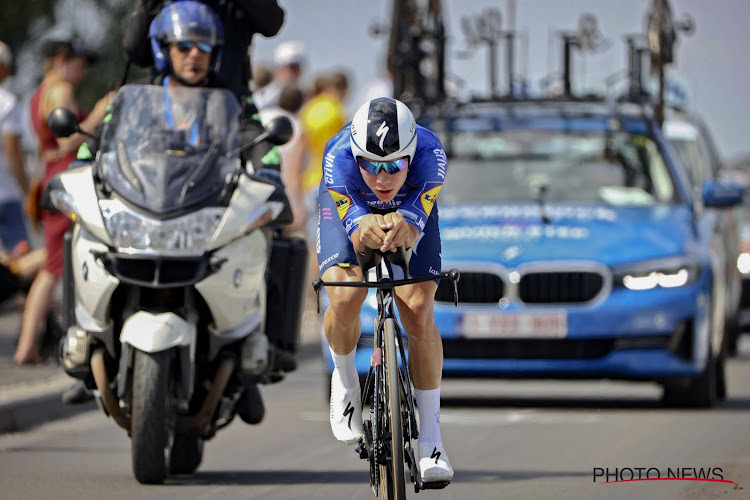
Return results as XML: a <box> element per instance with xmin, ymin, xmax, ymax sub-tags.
<box><xmin>725</xmin><ymin>316</ymin><xmax>740</xmax><ymax>357</ymax></box>
<box><xmin>662</xmin><ymin>354</ymin><xmax>719</xmax><ymax>408</ymax></box>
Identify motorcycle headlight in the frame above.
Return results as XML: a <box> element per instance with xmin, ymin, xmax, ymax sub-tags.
<box><xmin>613</xmin><ymin>257</ymin><xmax>700</xmax><ymax>290</ymax></box>
<box><xmin>50</xmin><ymin>190</ymin><xmax>83</xmax><ymax>223</ymax></box>
<box><xmin>99</xmin><ymin>200</ymin><xmax>224</xmax><ymax>255</ymax></box>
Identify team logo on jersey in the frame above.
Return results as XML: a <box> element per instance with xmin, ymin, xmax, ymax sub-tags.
<box><xmin>329</xmin><ymin>187</ymin><xmax>353</xmax><ymax>219</ymax></box>
<box><xmin>420</xmin><ymin>184</ymin><xmax>442</xmax><ymax>215</ymax></box>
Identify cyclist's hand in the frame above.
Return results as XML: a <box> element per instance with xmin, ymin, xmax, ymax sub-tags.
<box><xmin>356</xmin><ymin>213</ymin><xmax>389</xmax><ymax>251</ymax></box>
<box><xmin>381</xmin><ymin>212</ymin><xmax>414</xmax><ymax>252</ymax></box>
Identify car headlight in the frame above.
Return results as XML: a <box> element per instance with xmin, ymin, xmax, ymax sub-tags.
<box><xmin>99</xmin><ymin>199</ymin><xmax>224</xmax><ymax>255</ymax></box>
<box><xmin>738</xmin><ymin>253</ymin><xmax>750</xmax><ymax>274</ymax></box>
<box><xmin>613</xmin><ymin>257</ymin><xmax>700</xmax><ymax>290</ymax></box>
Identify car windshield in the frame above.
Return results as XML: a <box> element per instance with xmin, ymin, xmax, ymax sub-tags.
<box><xmin>438</xmin><ymin>129</ymin><xmax>677</xmax><ymax>206</ymax></box>
<box><xmin>98</xmin><ymin>84</ymin><xmax>241</xmax><ymax>214</ymax></box>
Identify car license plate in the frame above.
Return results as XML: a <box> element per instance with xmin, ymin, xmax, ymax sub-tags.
<box><xmin>459</xmin><ymin>311</ymin><xmax>568</xmax><ymax>338</ymax></box>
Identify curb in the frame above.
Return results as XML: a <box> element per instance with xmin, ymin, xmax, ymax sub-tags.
<box><xmin>0</xmin><ymin>337</ymin><xmax>322</xmax><ymax>436</ymax></box>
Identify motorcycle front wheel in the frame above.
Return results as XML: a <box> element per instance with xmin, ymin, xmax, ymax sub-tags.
<box><xmin>131</xmin><ymin>349</ymin><xmax>174</xmax><ymax>484</ymax></box>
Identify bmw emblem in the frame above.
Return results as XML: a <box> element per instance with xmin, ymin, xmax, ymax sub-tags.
<box><xmin>82</xmin><ymin>262</ymin><xmax>89</xmax><ymax>281</ymax></box>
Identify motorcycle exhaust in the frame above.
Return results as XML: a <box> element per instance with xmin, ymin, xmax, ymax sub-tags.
<box><xmin>177</xmin><ymin>356</ymin><xmax>235</xmax><ymax>436</ymax></box>
<box><xmin>91</xmin><ymin>349</ymin><xmax>131</xmax><ymax>430</ymax></box>
<box><xmin>92</xmin><ymin>349</ymin><xmax>235</xmax><ymax>436</ymax></box>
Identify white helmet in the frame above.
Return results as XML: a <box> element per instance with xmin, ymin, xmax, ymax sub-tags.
<box><xmin>350</xmin><ymin>97</ymin><xmax>417</xmax><ymax>163</ymax></box>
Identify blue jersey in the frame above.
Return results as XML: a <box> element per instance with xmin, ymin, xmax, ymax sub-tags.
<box><xmin>322</xmin><ymin>124</ymin><xmax>448</xmax><ymax>237</ymax></box>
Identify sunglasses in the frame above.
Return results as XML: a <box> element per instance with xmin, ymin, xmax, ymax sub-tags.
<box><xmin>174</xmin><ymin>40</ymin><xmax>213</xmax><ymax>54</ymax></box>
<box><xmin>357</xmin><ymin>157</ymin><xmax>409</xmax><ymax>175</ymax></box>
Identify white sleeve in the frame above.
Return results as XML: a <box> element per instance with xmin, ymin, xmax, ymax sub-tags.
<box><xmin>0</xmin><ymin>98</ymin><xmax>24</xmax><ymax>136</ymax></box>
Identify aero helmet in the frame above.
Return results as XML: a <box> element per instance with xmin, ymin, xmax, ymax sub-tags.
<box><xmin>350</xmin><ymin>97</ymin><xmax>417</xmax><ymax>164</ymax></box>
<box><xmin>149</xmin><ymin>0</ymin><xmax>224</xmax><ymax>74</ymax></box>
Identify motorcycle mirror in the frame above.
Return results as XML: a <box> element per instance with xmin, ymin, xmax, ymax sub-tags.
<box><xmin>47</xmin><ymin>107</ymin><xmax>80</xmax><ymax>138</ymax></box>
<box><xmin>264</xmin><ymin>115</ymin><xmax>293</xmax><ymax>146</ymax></box>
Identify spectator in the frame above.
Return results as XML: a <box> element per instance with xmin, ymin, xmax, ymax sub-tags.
<box><xmin>259</xmin><ymin>84</ymin><xmax>307</xmax><ymax>233</ymax></box>
<box><xmin>14</xmin><ymin>39</ymin><xmax>111</xmax><ymax>365</ymax></box>
<box><xmin>254</xmin><ymin>40</ymin><xmax>305</xmax><ymax>110</ymax></box>
<box><xmin>298</xmin><ymin>70</ymin><xmax>349</xmax><ymax>296</ymax></box>
<box><xmin>0</xmin><ymin>41</ymin><xmax>29</xmax><ymax>256</ymax></box>
<box><xmin>252</xmin><ymin>63</ymin><xmax>273</xmax><ymax>92</ymax></box>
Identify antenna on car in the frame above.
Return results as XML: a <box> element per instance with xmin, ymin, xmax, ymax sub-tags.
<box><xmin>558</xmin><ymin>13</ymin><xmax>610</xmax><ymax>97</ymax></box>
<box><xmin>646</xmin><ymin>0</ymin><xmax>694</xmax><ymax>126</ymax></box>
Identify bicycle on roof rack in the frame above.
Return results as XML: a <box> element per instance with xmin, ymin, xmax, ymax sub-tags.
<box><xmin>313</xmin><ymin>245</ymin><xmax>459</xmax><ymax>498</ymax></box>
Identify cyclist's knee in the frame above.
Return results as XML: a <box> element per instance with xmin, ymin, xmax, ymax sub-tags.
<box><xmin>327</xmin><ymin>285</ymin><xmax>367</xmax><ymax>311</ymax></box>
<box><xmin>397</xmin><ymin>294</ymin><xmax>434</xmax><ymax>323</ymax></box>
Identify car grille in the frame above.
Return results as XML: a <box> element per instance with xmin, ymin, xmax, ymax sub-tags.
<box><xmin>435</xmin><ymin>272</ymin><xmax>504</xmax><ymax>304</ymax></box>
<box><xmin>519</xmin><ymin>271</ymin><xmax>604</xmax><ymax>303</ymax></box>
<box><xmin>441</xmin><ymin>338</ymin><xmax>614</xmax><ymax>359</ymax></box>
<box><xmin>741</xmin><ymin>280</ymin><xmax>750</xmax><ymax>308</ymax></box>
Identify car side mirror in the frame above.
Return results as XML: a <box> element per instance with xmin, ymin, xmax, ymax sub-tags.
<box><xmin>47</xmin><ymin>108</ymin><xmax>80</xmax><ymax>138</ymax></box>
<box><xmin>702</xmin><ymin>180</ymin><xmax>745</xmax><ymax>208</ymax></box>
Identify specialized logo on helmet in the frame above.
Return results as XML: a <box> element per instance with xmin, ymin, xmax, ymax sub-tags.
<box><xmin>376</xmin><ymin>121</ymin><xmax>389</xmax><ymax>151</ymax></box>
<box><xmin>366</xmin><ymin>98</ymin><xmax>399</xmax><ymax>157</ymax></box>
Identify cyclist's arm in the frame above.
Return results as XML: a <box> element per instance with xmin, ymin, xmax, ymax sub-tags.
<box><xmin>395</xmin><ymin>128</ymin><xmax>447</xmax><ymax>234</ymax></box>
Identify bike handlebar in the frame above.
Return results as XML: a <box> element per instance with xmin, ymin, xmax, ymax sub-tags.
<box><xmin>311</xmin><ymin>242</ymin><xmax>461</xmax><ymax>312</ymax></box>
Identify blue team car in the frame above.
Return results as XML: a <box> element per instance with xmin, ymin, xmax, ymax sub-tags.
<box><xmin>321</xmin><ymin>99</ymin><xmax>743</xmax><ymax>408</ymax></box>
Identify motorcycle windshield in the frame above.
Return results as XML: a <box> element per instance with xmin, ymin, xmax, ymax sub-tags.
<box><xmin>98</xmin><ymin>84</ymin><xmax>241</xmax><ymax>214</ymax></box>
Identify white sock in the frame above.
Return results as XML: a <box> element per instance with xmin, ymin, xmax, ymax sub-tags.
<box><xmin>329</xmin><ymin>346</ymin><xmax>359</xmax><ymax>390</ymax></box>
<box><xmin>414</xmin><ymin>387</ymin><xmax>442</xmax><ymax>446</ymax></box>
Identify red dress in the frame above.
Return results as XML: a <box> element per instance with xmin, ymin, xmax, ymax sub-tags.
<box><xmin>29</xmin><ymin>83</ymin><xmax>88</xmax><ymax>278</ymax></box>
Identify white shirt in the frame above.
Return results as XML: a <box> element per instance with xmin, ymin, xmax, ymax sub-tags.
<box><xmin>0</xmin><ymin>87</ymin><xmax>24</xmax><ymax>203</ymax></box>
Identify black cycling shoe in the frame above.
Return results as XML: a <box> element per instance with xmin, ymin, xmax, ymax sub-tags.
<box><xmin>236</xmin><ymin>384</ymin><xmax>265</xmax><ymax>425</ymax></box>
<box><xmin>272</xmin><ymin>348</ymin><xmax>297</xmax><ymax>373</ymax></box>
<box><xmin>61</xmin><ymin>380</ymin><xmax>94</xmax><ymax>405</ymax></box>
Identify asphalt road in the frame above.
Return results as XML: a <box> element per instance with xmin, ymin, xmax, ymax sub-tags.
<box><xmin>1</xmin><ymin>337</ymin><xmax>749</xmax><ymax>500</ymax></box>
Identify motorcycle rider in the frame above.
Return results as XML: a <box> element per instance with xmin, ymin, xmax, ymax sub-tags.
<box><xmin>319</xmin><ymin>97</ymin><xmax>454</xmax><ymax>483</ymax></box>
<box><xmin>64</xmin><ymin>1</ymin><xmax>282</xmax><ymax>425</ymax></box>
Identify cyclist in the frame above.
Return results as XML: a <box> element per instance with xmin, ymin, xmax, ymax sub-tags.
<box><xmin>318</xmin><ymin>97</ymin><xmax>453</xmax><ymax>483</ymax></box>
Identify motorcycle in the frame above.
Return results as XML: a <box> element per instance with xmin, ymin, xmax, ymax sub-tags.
<box><xmin>42</xmin><ymin>84</ymin><xmax>307</xmax><ymax>484</ymax></box>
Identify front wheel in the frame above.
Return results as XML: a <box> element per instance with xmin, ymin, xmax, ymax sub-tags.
<box><xmin>131</xmin><ymin>349</ymin><xmax>174</xmax><ymax>484</ymax></box>
<box><xmin>380</xmin><ymin>318</ymin><xmax>407</xmax><ymax>499</ymax></box>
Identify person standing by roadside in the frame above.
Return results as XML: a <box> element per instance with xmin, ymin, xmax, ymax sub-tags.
<box><xmin>14</xmin><ymin>39</ymin><xmax>111</xmax><ymax>365</ymax></box>
<box><xmin>0</xmin><ymin>41</ymin><xmax>29</xmax><ymax>256</ymax></box>
<box><xmin>253</xmin><ymin>41</ymin><xmax>306</xmax><ymax>111</ymax></box>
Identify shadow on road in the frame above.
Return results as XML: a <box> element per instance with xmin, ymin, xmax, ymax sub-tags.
<box><xmin>440</xmin><ymin>395</ymin><xmax>750</xmax><ymax>411</ymax></box>
<box><xmin>169</xmin><ymin>469</ymin><xmax>369</xmax><ymax>486</ymax></box>
<box><xmin>168</xmin><ymin>468</ymin><xmax>589</xmax><ymax>486</ymax></box>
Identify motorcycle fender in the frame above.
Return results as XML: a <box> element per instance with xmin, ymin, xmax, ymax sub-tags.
<box><xmin>120</xmin><ymin>311</ymin><xmax>196</xmax><ymax>355</ymax></box>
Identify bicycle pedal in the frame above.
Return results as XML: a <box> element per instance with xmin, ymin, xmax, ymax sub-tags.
<box><xmin>421</xmin><ymin>480</ymin><xmax>450</xmax><ymax>490</ymax></box>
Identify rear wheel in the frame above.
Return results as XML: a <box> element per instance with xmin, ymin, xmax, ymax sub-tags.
<box><xmin>131</xmin><ymin>349</ymin><xmax>173</xmax><ymax>484</ymax></box>
<box><xmin>381</xmin><ymin>318</ymin><xmax>406</xmax><ymax>499</ymax></box>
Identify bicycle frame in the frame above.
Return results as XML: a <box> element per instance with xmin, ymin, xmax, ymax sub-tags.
<box><xmin>313</xmin><ymin>246</ymin><xmax>459</xmax><ymax>496</ymax></box>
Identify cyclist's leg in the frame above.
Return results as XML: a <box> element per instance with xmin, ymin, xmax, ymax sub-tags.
<box><xmin>393</xmin><ymin>208</ymin><xmax>453</xmax><ymax>482</ymax></box>
<box><xmin>317</xmin><ymin>186</ymin><xmax>366</xmax><ymax>443</ymax></box>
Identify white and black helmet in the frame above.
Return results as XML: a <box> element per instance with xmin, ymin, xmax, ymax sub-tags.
<box><xmin>350</xmin><ymin>97</ymin><xmax>417</xmax><ymax>163</ymax></box>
